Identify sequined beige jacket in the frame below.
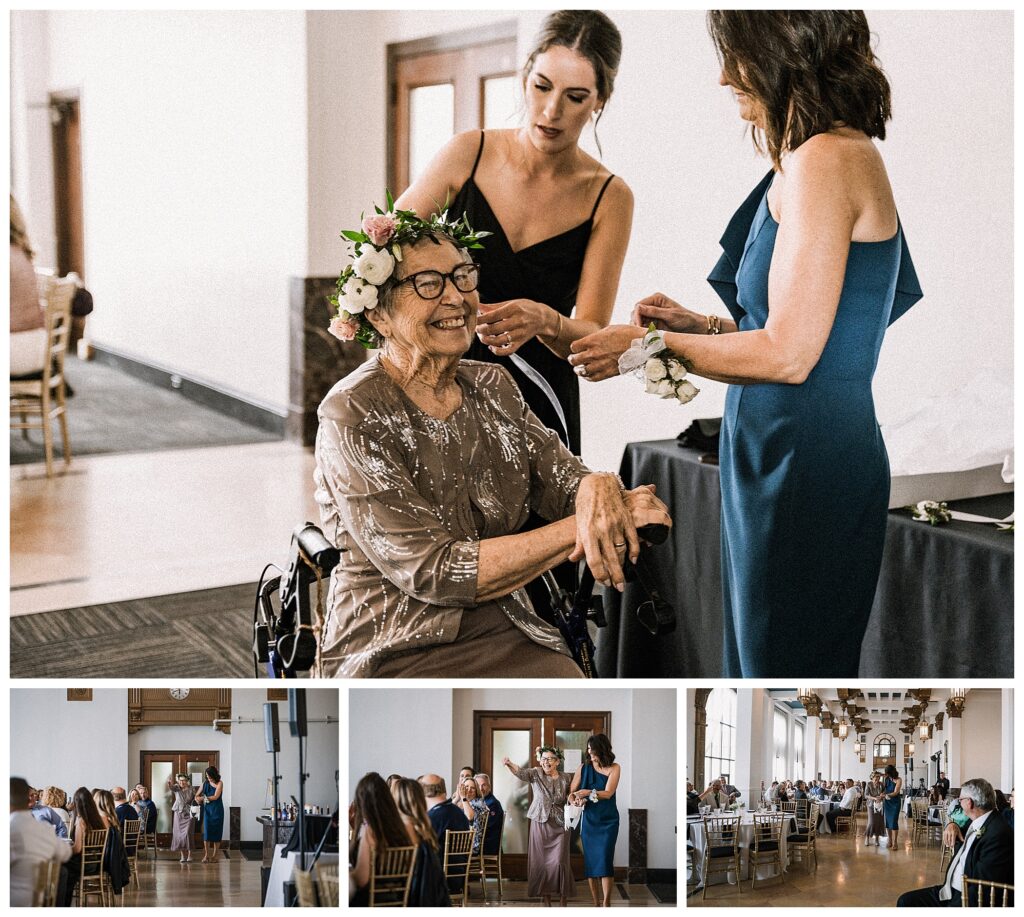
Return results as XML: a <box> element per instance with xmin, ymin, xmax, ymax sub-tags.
<box><xmin>314</xmin><ymin>357</ymin><xmax>590</xmax><ymax>677</ymax></box>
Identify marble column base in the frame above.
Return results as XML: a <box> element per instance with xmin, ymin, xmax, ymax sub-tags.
<box><xmin>628</xmin><ymin>808</ymin><xmax>648</xmax><ymax>883</ymax></box>
<box><xmin>230</xmin><ymin>806</ymin><xmax>241</xmax><ymax>849</ymax></box>
<box><xmin>288</xmin><ymin>277</ymin><xmax>368</xmax><ymax>446</ymax></box>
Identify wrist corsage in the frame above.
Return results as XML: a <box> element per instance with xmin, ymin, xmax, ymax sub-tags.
<box><xmin>588</xmin><ymin>790</ymin><xmax>599</xmax><ymax>804</ymax></box>
<box><xmin>617</xmin><ymin>324</ymin><xmax>700</xmax><ymax>405</ymax></box>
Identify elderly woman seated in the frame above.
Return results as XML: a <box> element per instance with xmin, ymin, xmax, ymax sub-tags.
<box><xmin>315</xmin><ymin>205</ymin><xmax>670</xmax><ymax>678</ymax></box>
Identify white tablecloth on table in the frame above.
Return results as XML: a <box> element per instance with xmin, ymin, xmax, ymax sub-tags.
<box><xmin>263</xmin><ymin>846</ymin><xmax>340</xmax><ymax>907</ymax></box>
<box><xmin>688</xmin><ymin>815</ymin><xmax>795</xmax><ymax>886</ymax></box>
<box><xmin>903</xmin><ymin>800</ymin><xmax>943</xmax><ymax>823</ymax></box>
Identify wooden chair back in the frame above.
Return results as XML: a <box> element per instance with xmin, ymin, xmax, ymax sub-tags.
<box><xmin>314</xmin><ymin>862</ymin><xmax>339</xmax><ymax>906</ymax></box>
<box><xmin>33</xmin><ymin>859</ymin><xmax>62</xmax><ymax>907</ymax></box>
<box><xmin>443</xmin><ymin>829</ymin><xmax>475</xmax><ymax>907</ymax></box>
<box><xmin>293</xmin><ymin>867</ymin><xmax>317</xmax><ymax>906</ymax></box>
<box><xmin>78</xmin><ymin>827</ymin><xmax>110</xmax><ymax>906</ymax></box>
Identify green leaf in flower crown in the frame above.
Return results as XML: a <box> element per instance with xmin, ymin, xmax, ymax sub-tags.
<box><xmin>341</xmin><ymin>230</ymin><xmax>368</xmax><ymax>243</ymax></box>
<box><xmin>385</xmin><ymin>189</ymin><xmax>395</xmax><ymax>211</ymax></box>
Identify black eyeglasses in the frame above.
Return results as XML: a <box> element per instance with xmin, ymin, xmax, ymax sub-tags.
<box><xmin>392</xmin><ymin>263</ymin><xmax>480</xmax><ymax>300</ymax></box>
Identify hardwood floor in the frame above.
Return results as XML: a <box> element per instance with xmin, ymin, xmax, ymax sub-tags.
<box><xmin>689</xmin><ymin>814</ymin><xmax>947</xmax><ymax>908</ymax></box>
<box><xmin>117</xmin><ymin>852</ymin><xmax>263</xmax><ymax>907</ymax></box>
<box><xmin>438</xmin><ymin>879</ymin><xmax>672</xmax><ymax>908</ymax></box>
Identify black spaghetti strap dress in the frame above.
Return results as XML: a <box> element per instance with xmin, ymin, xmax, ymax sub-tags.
<box><xmin>451</xmin><ymin>131</ymin><xmax>615</xmax><ymax>456</ymax></box>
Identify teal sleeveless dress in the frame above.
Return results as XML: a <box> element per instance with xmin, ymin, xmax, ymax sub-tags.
<box><xmin>578</xmin><ymin>764</ymin><xmax>619</xmax><ymax>878</ymax></box>
<box><xmin>708</xmin><ymin>171</ymin><xmax>923</xmax><ymax>677</ymax></box>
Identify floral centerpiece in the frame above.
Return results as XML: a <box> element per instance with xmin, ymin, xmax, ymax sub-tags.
<box><xmin>328</xmin><ymin>190</ymin><xmax>490</xmax><ymax>349</ymax></box>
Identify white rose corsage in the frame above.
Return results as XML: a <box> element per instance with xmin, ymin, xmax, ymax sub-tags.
<box><xmin>618</xmin><ymin>324</ymin><xmax>700</xmax><ymax>405</ymax></box>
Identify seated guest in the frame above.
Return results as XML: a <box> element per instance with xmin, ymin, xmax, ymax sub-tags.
<box><xmin>11</xmin><ymin>777</ymin><xmax>72</xmax><ymax>907</ymax></box>
<box><xmin>135</xmin><ymin>784</ymin><xmax>157</xmax><ymax>839</ymax></box>
<box><xmin>386</xmin><ymin>774</ymin><xmax>403</xmax><ymax>792</ymax></box>
<box><xmin>810</xmin><ymin>782</ymin><xmax>827</xmax><ymax>800</ymax></box>
<box><xmin>687</xmin><ymin>782</ymin><xmax>701</xmax><ymax>816</ymax></box>
<box><xmin>699</xmin><ymin>780</ymin><xmax>728</xmax><ymax>810</ymax></box>
<box><xmin>92</xmin><ymin>790</ymin><xmax>120</xmax><ymax>832</ymax></box>
<box><xmin>29</xmin><ymin>786</ymin><xmax>68</xmax><ymax>839</ymax></box>
<box><xmin>823</xmin><ymin>780</ymin><xmax>861</xmax><ymax>832</ymax></box>
<box><xmin>350</xmin><ymin>773</ymin><xmax>418</xmax><ymax>906</ymax></box>
<box><xmin>40</xmin><ymin>787</ymin><xmax>72</xmax><ymax>836</ymax></box>
<box><xmin>451</xmin><ymin>767</ymin><xmax>475</xmax><ymax>804</ymax></box>
<box><xmin>898</xmin><ymin>778</ymin><xmax>1013</xmax><ymax>906</ymax></box>
<box><xmin>112</xmin><ymin>787</ymin><xmax>139</xmax><ymax>854</ymax></box>
<box><xmin>474</xmin><ymin>773</ymin><xmax>505</xmax><ymax>854</ymax></box>
<box><xmin>720</xmin><ymin>775</ymin><xmax>741</xmax><ymax>802</ymax></box>
<box><xmin>456</xmin><ymin>778</ymin><xmax>490</xmax><ymax>853</ymax></box>
<box><xmin>63</xmin><ymin>787</ymin><xmax>108</xmax><ymax>906</ymax></box>
<box><xmin>1004</xmin><ymin>789</ymin><xmax>1014</xmax><ymax>830</ymax></box>
<box><xmin>420</xmin><ymin>775</ymin><xmax>470</xmax><ymax>848</ymax></box>
<box><xmin>936</xmin><ymin>772</ymin><xmax>951</xmax><ymax>799</ymax></box>
<box><xmin>793</xmin><ymin>781</ymin><xmax>809</xmax><ymax>802</ymax></box>
<box><xmin>915</xmin><ymin>779</ymin><xmax>929</xmax><ymax>798</ymax></box>
<box><xmin>315</xmin><ymin>206</ymin><xmax>672</xmax><ymax>678</ymax></box>
<box><xmin>391</xmin><ymin>777</ymin><xmax>450</xmax><ymax>906</ymax></box>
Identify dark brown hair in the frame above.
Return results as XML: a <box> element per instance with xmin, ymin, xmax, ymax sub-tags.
<box><xmin>523</xmin><ymin>10</ymin><xmax>622</xmax><ymax>153</ymax></box>
<box><xmin>73</xmin><ymin>786</ymin><xmax>106</xmax><ymax>831</ymax></box>
<box><xmin>587</xmin><ymin>733</ymin><xmax>615</xmax><ymax>767</ymax></box>
<box><xmin>707</xmin><ymin>11</ymin><xmax>891</xmax><ymax>169</ymax></box>
<box><xmin>352</xmin><ymin>772</ymin><xmax>409</xmax><ymax>855</ymax></box>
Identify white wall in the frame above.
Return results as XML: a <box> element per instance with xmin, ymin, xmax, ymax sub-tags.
<box><xmin>349</xmin><ymin>688</ymin><xmax>676</xmax><ymax>871</ymax></box>
<box><xmin>11</xmin><ymin>689</ymin><xmax>129</xmax><ymax>792</ymax></box>
<box><xmin>13</xmin><ymin>10</ymin><xmax>308</xmax><ymax>410</ymax></box>
<box><xmin>959</xmin><ymin>690</ymin><xmax>1004</xmax><ymax>791</ymax></box>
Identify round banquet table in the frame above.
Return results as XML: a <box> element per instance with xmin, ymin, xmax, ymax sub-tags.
<box><xmin>903</xmin><ymin>799</ymin><xmax>943</xmax><ymax>823</ymax></box>
<box><xmin>816</xmin><ymin>800</ymin><xmax>842</xmax><ymax>835</ymax></box>
<box><xmin>687</xmin><ymin>813</ymin><xmax>796</xmax><ymax>887</ymax></box>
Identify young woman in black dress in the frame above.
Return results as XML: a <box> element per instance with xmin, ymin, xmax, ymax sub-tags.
<box><xmin>395</xmin><ymin>9</ymin><xmax>633</xmax><ymax>456</ymax></box>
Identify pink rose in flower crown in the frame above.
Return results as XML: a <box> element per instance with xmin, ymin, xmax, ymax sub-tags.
<box><xmin>328</xmin><ymin>315</ymin><xmax>360</xmax><ymax>342</ymax></box>
<box><xmin>361</xmin><ymin>214</ymin><xmax>397</xmax><ymax>247</ymax></box>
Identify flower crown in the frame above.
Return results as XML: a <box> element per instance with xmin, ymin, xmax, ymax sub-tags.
<box><xmin>328</xmin><ymin>190</ymin><xmax>491</xmax><ymax>349</ymax></box>
<box><xmin>535</xmin><ymin>745</ymin><xmax>565</xmax><ymax>764</ymax></box>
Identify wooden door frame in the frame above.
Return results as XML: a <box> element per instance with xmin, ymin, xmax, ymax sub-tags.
<box><xmin>386</xmin><ymin>19</ymin><xmax>518</xmax><ymax>193</ymax></box>
<box><xmin>140</xmin><ymin>749</ymin><xmax>220</xmax><ymax>848</ymax></box>
<box><xmin>49</xmin><ymin>88</ymin><xmax>85</xmax><ymax>279</ymax></box>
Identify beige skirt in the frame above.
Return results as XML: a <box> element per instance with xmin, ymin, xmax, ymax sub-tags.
<box><xmin>527</xmin><ymin>818</ymin><xmax>576</xmax><ymax>899</ymax></box>
<box><xmin>372</xmin><ymin>605</ymin><xmax>583</xmax><ymax>679</ymax></box>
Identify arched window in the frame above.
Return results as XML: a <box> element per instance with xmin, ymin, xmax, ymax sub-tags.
<box><xmin>873</xmin><ymin>733</ymin><xmax>896</xmax><ymax>768</ymax></box>
<box><xmin>704</xmin><ymin>688</ymin><xmax>737</xmax><ymax>784</ymax></box>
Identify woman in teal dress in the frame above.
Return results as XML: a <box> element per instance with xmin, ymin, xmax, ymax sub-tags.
<box><xmin>568</xmin><ymin>11</ymin><xmax>922</xmax><ymax>677</ymax></box>
<box><xmin>882</xmin><ymin>765</ymin><xmax>903</xmax><ymax>850</ymax></box>
<box><xmin>569</xmin><ymin>734</ymin><xmax>620</xmax><ymax>907</ymax></box>
<box><xmin>197</xmin><ymin>766</ymin><xmax>225</xmax><ymax>862</ymax></box>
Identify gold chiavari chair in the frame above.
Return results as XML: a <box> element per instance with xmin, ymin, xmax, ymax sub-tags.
<box><xmin>911</xmin><ymin>799</ymin><xmax>933</xmax><ymax>848</ymax></box>
<box><xmin>72</xmin><ymin>827</ymin><xmax>110</xmax><ymax>907</ymax></box>
<box><xmin>293</xmin><ymin>867</ymin><xmax>317</xmax><ymax>906</ymax></box>
<box><xmin>121</xmin><ymin>819</ymin><xmax>142</xmax><ymax>889</ymax></box>
<box><xmin>961</xmin><ymin>877</ymin><xmax>1014</xmax><ymax>907</ymax></box>
<box><xmin>369</xmin><ymin>845</ymin><xmax>417</xmax><ymax>907</ymax></box>
<box><xmin>479</xmin><ymin>812</ymin><xmax>505</xmax><ymax>902</ymax></box>
<box><xmin>465</xmin><ymin>809</ymin><xmax>489</xmax><ymax>902</ymax></box>
<box><xmin>939</xmin><ymin>809</ymin><xmax>955</xmax><ymax>876</ymax></box>
<box><xmin>443</xmin><ymin>830</ymin><xmax>475</xmax><ymax>907</ymax></box>
<box><xmin>33</xmin><ymin>859</ymin><xmax>62</xmax><ymax>906</ymax></box>
<box><xmin>749</xmin><ymin>814</ymin><xmax>785</xmax><ymax>890</ymax></box>
<box><xmin>315</xmin><ymin>862</ymin><xmax>340</xmax><ymax>907</ymax></box>
<box><xmin>787</xmin><ymin>801</ymin><xmax>818</xmax><ymax>872</ymax></box>
<box><xmin>701</xmin><ymin>816</ymin><xmax>742</xmax><ymax>900</ymax></box>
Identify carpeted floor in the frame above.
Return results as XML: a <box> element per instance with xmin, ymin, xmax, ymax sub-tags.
<box><xmin>10</xmin><ymin>355</ymin><xmax>280</xmax><ymax>463</ymax></box>
<box><xmin>9</xmin><ymin>583</ymin><xmax>261</xmax><ymax>678</ymax></box>
<box><xmin>647</xmin><ymin>883</ymin><xmax>677</xmax><ymax>904</ymax></box>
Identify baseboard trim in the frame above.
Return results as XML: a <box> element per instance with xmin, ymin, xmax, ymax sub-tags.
<box><xmin>646</xmin><ymin>868</ymin><xmax>677</xmax><ymax>885</ymax></box>
<box><xmin>90</xmin><ymin>345</ymin><xmax>287</xmax><ymax>435</ymax></box>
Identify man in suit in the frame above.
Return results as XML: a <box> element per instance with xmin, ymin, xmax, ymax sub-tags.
<box><xmin>699</xmin><ymin>779</ymin><xmax>728</xmax><ymax>810</ymax></box>
<box><xmin>793</xmin><ymin>780</ymin><xmax>809</xmax><ymax>802</ymax></box>
<box><xmin>897</xmin><ymin>778</ymin><xmax>1013</xmax><ymax>906</ymax></box>
<box><xmin>936</xmin><ymin>772</ymin><xmax>951</xmax><ymax>799</ymax></box>
<box><xmin>719</xmin><ymin>775</ymin><xmax>741</xmax><ymax>803</ymax></box>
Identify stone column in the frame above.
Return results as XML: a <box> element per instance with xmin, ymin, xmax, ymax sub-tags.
<box><xmin>627</xmin><ymin>809</ymin><xmax>647</xmax><ymax>884</ymax></box>
<box><xmin>692</xmin><ymin>689</ymin><xmax>711</xmax><ymax>789</ymax></box>
<box><xmin>1001</xmin><ymin>689</ymin><xmax>1014</xmax><ymax>792</ymax></box>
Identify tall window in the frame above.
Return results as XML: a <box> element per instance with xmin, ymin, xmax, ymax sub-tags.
<box><xmin>794</xmin><ymin>720</ymin><xmax>805</xmax><ymax>777</ymax></box>
<box><xmin>773</xmin><ymin>708</ymin><xmax>788</xmax><ymax>781</ymax></box>
<box><xmin>704</xmin><ymin>688</ymin><xmax>737</xmax><ymax>784</ymax></box>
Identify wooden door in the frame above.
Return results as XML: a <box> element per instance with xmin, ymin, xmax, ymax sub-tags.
<box><xmin>475</xmin><ymin>710</ymin><xmax>611</xmax><ymax>879</ymax></box>
<box><xmin>50</xmin><ymin>92</ymin><xmax>85</xmax><ymax>279</ymax></box>
<box><xmin>140</xmin><ymin>750</ymin><xmax>220</xmax><ymax>848</ymax></box>
<box><xmin>388</xmin><ymin>23</ymin><xmax>518</xmax><ymax>195</ymax></box>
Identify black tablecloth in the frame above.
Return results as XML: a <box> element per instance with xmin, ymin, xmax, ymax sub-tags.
<box><xmin>594</xmin><ymin>441</ymin><xmax>1013</xmax><ymax>677</ymax></box>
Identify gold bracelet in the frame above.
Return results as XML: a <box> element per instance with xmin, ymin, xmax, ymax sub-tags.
<box><xmin>706</xmin><ymin>314</ymin><xmax>722</xmax><ymax>335</ymax></box>
<box><xmin>548</xmin><ymin>311</ymin><xmax>564</xmax><ymax>343</ymax></box>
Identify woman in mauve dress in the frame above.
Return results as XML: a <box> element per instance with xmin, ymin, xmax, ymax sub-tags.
<box><xmin>166</xmin><ymin>774</ymin><xmax>196</xmax><ymax>863</ymax></box>
<box><xmin>503</xmin><ymin>747</ymin><xmax>575</xmax><ymax>906</ymax></box>
<box><xmin>864</xmin><ymin>772</ymin><xmax>885</xmax><ymax>846</ymax></box>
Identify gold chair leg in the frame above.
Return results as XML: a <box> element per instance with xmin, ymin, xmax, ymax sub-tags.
<box><xmin>41</xmin><ymin>388</ymin><xmax>54</xmax><ymax>477</ymax></box>
<box><xmin>58</xmin><ymin>394</ymin><xmax>72</xmax><ymax>464</ymax></box>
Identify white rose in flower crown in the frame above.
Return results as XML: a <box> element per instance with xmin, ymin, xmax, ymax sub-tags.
<box><xmin>644</xmin><ymin>358</ymin><xmax>668</xmax><ymax>382</ymax></box>
<box><xmin>353</xmin><ymin>246</ymin><xmax>395</xmax><ymax>285</ymax></box>
<box><xmin>675</xmin><ymin>380</ymin><xmax>700</xmax><ymax>404</ymax></box>
<box><xmin>656</xmin><ymin>379</ymin><xmax>676</xmax><ymax>398</ymax></box>
<box><xmin>667</xmin><ymin>360</ymin><xmax>688</xmax><ymax>382</ymax></box>
<box><xmin>342</xmin><ymin>276</ymin><xmax>379</xmax><ymax>314</ymax></box>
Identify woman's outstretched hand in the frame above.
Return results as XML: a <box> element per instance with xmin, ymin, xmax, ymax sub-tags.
<box><xmin>568</xmin><ymin>325</ymin><xmax>644</xmax><ymax>381</ymax></box>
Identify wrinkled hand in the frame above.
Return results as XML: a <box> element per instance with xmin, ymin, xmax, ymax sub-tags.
<box><xmin>570</xmin><ymin>473</ymin><xmax>637</xmax><ymax>590</ymax></box>
<box><xmin>477</xmin><ymin>299</ymin><xmax>555</xmax><ymax>355</ymax></box>
<box><xmin>624</xmin><ymin>484</ymin><xmax>672</xmax><ymax>536</ymax></box>
<box><xmin>943</xmin><ymin>822</ymin><xmax>963</xmax><ymax>847</ymax></box>
<box><xmin>632</xmin><ymin>292</ymin><xmax>701</xmax><ymax>333</ymax></box>
<box><xmin>569</xmin><ymin>325</ymin><xmax>644</xmax><ymax>381</ymax></box>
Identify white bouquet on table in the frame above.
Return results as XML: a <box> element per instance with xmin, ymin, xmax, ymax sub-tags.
<box><xmin>618</xmin><ymin>324</ymin><xmax>700</xmax><ymax>405</ymax></box>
